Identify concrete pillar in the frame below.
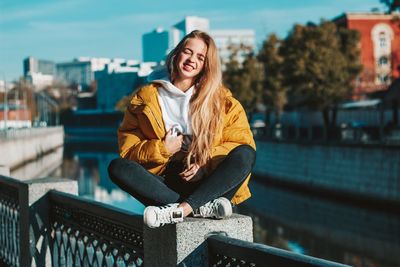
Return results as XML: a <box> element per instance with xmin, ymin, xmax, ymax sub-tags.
<box><xmin>26</xmin><ymin>177</ymin><xmax>78</xmax><ymax>205</ymax></box>
<box><xmin>144</xmin><ymin>213</ymin><xmax>253</xmax><ymax>267</ymax></box>
<box><xmin>27</xmin><ymin>178</ymin><xmax>78</xmax><ymax>267</ymax></box>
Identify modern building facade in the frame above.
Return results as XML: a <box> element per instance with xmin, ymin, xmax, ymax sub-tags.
<box><xmin>334</xmin><ymin>12</ymin><xmax>400</xmax><ymax>98</ymax></box>
<box><xmin>95</xmin><ymin>61</ymin><xmax>157</xmax><ymax>111</ymax></box>
<box><xmin>56</xmin><ymin>60</ymin><xmax>93</xmax><ymax>90</ymax></box>
<box><xmin>170</xmin><ymin>16</ymin><xmax>210</xmax><ymax>49</ymax></box>
<box><xmin>23</xmin><ymin>57</ymin><xmax>56</xmax><ymax>90</ymax></box>
<box><xmin>25</xmin><ymin>72</ymin><xmax>54</xmax><ymax>90</ymax></box>
<box><xmin>23</xmin><ymin>57</ymin><xmax>55</xmax><ymax>77</ymax></box>
<box><xmin>210</xmin><ymin>29</ymin><xmax>256</xmax><ymax>65</ymax></box>
<box><xmin>142</xmin><ymin>28</ymin><xmax>169</xmax><ymax>62</ymax></box>
<box><xmin>141</xmin><ymin>16</ymin><xmax>256</xmax><ymax>68</ymax></box>
<box><xmin>55</xmin><ymin>57</ymin><xmax>120</xmax><ymax>90</ymax></box>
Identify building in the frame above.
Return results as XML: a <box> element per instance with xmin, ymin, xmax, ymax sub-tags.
<box><xmin>142</xmin><ymin>27</ymin><xmax>169</xmax><ymax>62</ymax></box>
<box><xmin>0</xmin><ymin>103</ymin><xmax>31</xmax><ymax>129</ymax></box>
<box><xmin>334</xmin><ymin>12</ymin><xmax>400</xmax><ymax>98</ymax></box>
<box><xmin>23</xmin><ymin>57</ymin><xmax>56</xmax><ymax>90</ymax></box>
<box><xmin>55</xmin><ymin>57</ymin><xmax>118</xmax><ymax>90</ymax></box>
<box><xmin>25</xmin><ymin>72</ymin><xmax>54</xmax><ymax>90</ymax></box>
<box><xmin>142</xmin><ymin>17</ymin><xmax>209</xmax><ymax>63</ymax></box>
<box><xmin>0</xmin><ymin>80</ymin><xmax>14</xmax><ymax>93</ymax></box>
<box><xmin>141</xmin><ymin>16</ymin><xmax>256</xmax><ymax>68</ymax></box>
<box><xmin>23</xmin><ymin>57</ymin><xmax>55</xmax><ymax>77</ymax></box>
<box><xmin>25</xmin><ymin>73</ymin><xmax>54</xmax><ymax>89</ymax></box>
<box><xmin>56</xmin><ymin>60</ymin><xmax>93</xmax><ymax>90</ymax></box>
<box><xmin>170</xmin><ymin>16</ymin><xmax>210</xmax><ymax>49</ymax></box>
<box><xmin>210</xmin><ymin>29</ymin><xmax>256</xmax><ymax>65</ymax></box>
<box><xmin>95</xmin><ymin>61</ymin><xmax>157</xmax><ymax>111</ymax></box>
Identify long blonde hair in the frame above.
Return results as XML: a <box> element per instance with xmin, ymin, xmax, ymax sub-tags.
<box><xmin>166</xmin><ymin>30</ymin><xmax>226</xmax><ymax>168</ymax></box>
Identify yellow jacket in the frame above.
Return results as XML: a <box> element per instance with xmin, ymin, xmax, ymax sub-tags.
<box><xmin>118</xmin><ymin>83</ymin><xmax>256</xmax><ymax>205</ymax></box>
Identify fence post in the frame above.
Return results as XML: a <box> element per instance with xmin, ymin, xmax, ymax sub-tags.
<box><xmin>144</xmin><ymin>213</ymin><xmax>253</xmax><ymax>266</ymax></box>
<box><xmin>26</xmin><ymin>177</ymin><xmax>78</xmax><ymax>267</ymax></box>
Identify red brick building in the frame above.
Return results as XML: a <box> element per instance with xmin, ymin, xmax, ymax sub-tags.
<box><xmin>0</xmin><ymin>104</ymin><xmax>32</xmax><ymax>129</ymax></box>
<box><xmin>334</xmin><ymin>12</ymin><xmax>400</xmax><ymax>99</ymax></box>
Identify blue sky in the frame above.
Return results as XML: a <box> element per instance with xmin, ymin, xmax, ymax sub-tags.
<box><xmin>0</xmin><ymin>0</ymin><xmax>384</xmax><ymax>81</ymax></box>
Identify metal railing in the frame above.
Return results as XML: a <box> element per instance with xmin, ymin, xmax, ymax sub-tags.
<box><xmin>0</xmin><ymin>175</ymin><xmax>29</xmax><ymax>267</ymax></box>
<box><xmin>48</xmin><ymin>191</ymin><xmax>144</xmax><ymax>267</ymax></box>
<box><xmin>0</xmin><ymin>174</ymin><xmax>350</xmax><ymax>267</ymax></box>
<box><xmin>207</xmin><ymin>235</ymin><xmax>350</xmax><ymax>267</ymax></box>
<box><xmin>0</xmin><ymin>175</ymin><xmax>143</xmax><ymax>267</ymax></box>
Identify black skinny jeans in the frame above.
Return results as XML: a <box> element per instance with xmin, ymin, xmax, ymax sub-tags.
<box><xmin>108</xmin><ymin>144</ymin><xmax>256</xmax><ymax>210</ymax></box>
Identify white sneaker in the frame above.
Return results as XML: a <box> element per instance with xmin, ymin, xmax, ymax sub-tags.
<box><xmin>193</xmin><ymin>197</ymin><xmax>232</xmax><ymax>219</ymax></box>
<box><xmin>143</xmin><ymin>203</ymin><xmax>184</xmax><ymax>228</ymax></box>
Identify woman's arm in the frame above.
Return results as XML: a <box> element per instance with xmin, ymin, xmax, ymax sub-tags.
<box><xmin>118</xmin><ymin>105</ymin><xmax>172</xmax><ymax>166</ymax></box>
<box><xmin>208</xmin><ymin>98</ymin><xmax>256</xmax><ymax>171</ymax></box>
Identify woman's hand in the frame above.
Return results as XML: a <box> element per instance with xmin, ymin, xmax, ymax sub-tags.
<box><xmin>180</xmin><ymin>163</ymin><xmax>205</xmax><ymax>182</ymax></box>
<box><xmin>163</xmin><ymin>128</ymin><xmax>183</xmax><ymax>154</ymax></box>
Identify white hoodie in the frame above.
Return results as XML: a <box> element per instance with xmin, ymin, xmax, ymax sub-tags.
<box><xmin>147</xmin><ymin>67</ymin><xmax>194</xmax><ymax>139</ymax></box>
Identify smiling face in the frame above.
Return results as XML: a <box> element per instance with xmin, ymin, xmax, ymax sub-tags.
<box><xmin>175</xmin><ymin>37</ymin><xmax>207</xmax><ymax>85</ymax></box>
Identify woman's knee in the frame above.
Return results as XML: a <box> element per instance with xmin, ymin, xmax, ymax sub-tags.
<box><xmin>108</xmin><ymin>157</ymin><xmax>144</xmax><ymax>183</ymax></box>
<box><xmin>230</xmin><ymin>144</ymin><xmax>256</xmax><ymax>167</ymax></box>
<box><xmin>108</xmin><ymin>158</ymin><xmax>125</xmax><ymax>182</ymax></box>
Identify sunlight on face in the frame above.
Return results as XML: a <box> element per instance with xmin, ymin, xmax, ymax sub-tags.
<box><xmin>176</xmin><ymin>38</ymin><xmax>207</xmax><ymax>83</ymax></box>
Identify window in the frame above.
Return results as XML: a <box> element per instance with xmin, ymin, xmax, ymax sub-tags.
<box><xmin>377</xmin><ymin>74</ymin><xmax>389</xmax><ymax>84</ymax></box>
<box><xmin>378</xmin><ymin>56</ymin><xmax>389</xmax><ymax>66</ymax></box>
<box><xmin>371</xmin><ymin>24</ymin><xmax>393</xmax><ymax>53</ymax></box>
<box><xmin>379</xmin><ymin>32</ymin><xmax>387</xmax><ymax>48</ymax></box>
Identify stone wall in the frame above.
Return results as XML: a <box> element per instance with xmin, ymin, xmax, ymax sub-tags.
<box><xmin>254</xmin><ymin>141</ymin><xmax>400</xmax><ymax>201</ymax></box>
<box><xmin>0</xmin><ymin>127</ymin><xmax>64</xmax><ymax>170</ymax></box>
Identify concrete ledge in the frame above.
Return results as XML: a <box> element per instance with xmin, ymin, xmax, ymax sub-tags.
<box><xmin>144</xmin><ymin>213</ymin><xmax>253</xmax><ymax>267</ymax></box>
<box><xmin>25</xmin><ymin>177</ymin><xmax>78</xmax><ymax>206</ymax></box>
<box><xmin>0</xmin><ymin>127</ymin><xmax>64</xmax><ymax>169</ymax></box>
<box><xmin>0</xmin><ymin>165</ymin><xmax>10</xmax><ymax>176</ymax></box>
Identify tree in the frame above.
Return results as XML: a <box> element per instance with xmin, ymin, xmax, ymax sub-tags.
<box><xmin>43</xmin><ymin>81</ymin><xmax>78</xmax><ymax>112</ymax></box>
<box><xmin>380</xmin><ymin>0</ymin><xmax>400</xmax><ymax>12</ymax></box>
<box><xmin>258</xmin><ymin>34</ymin><xmax>287</xmax><ymax>122</ymax></box>
<box><xmin>11</xmin><ymin>78</ymin><xmax>36</xmax><ymax>121</ymax></box>
<box><xmin>280</xmin><ymin>21</ymin><xmax>362</xmax><ymax>128</ymax></box>
<box><xmin>223</xmin><ymin>44</ymin><xmax>264</xmax><ymax>118</ymax></box>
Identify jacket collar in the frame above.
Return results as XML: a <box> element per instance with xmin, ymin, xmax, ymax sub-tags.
<box><xmin>131</xmin><ymin>84</ymin><xmax>166</xmax><ymax>138</ymax></box>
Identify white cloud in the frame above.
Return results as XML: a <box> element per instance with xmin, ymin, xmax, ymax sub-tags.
<box><xmin>0</xmin><ymin>1</ymin><xmax>83</xmax><ymax>23</ymax></box>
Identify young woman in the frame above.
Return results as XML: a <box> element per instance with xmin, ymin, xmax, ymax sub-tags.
<box><xmin>108</xmin><ymin>30</ymin><xmax>256</xmax><ymax>228</ymax></box>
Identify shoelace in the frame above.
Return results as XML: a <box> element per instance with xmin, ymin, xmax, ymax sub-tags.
<box><xmin>158</xmin><ymin>205</ymin><xmax>174</xmax><ymax>224</ymax></box>
<box><xmin>158</xmin><ymin>205</ymin><xmax>180</xmax><ymax>225</ymax></box>
<box><xmin>199</xmin><ymin>200</ymin><xmax>219</xmax><ymax>217</ymax></box>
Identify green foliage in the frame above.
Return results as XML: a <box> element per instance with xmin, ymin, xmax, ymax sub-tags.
<box><xmin>223</xmin><ymin>44</ymin><xmax>264</xmax><ymax>114</ymax></box>
<box><xmin>225</xmin><ymin>20</ymin><xmax>362</xmax><ymax>127</ymax></box>
<box><xmin>380</xmin><ymin>0</ymin><xmax>400</xmax><ymax>12</ymax></box>
<box><xmin>281</xmin><ymin>21</ymin><xmax>362</xmax><ymax>112</ymax></box>
<box><xmin>258</xmin><ymin>34</ymin><xmax>286</xmax><ymax>118</ymax></box>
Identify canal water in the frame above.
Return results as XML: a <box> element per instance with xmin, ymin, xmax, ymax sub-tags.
<box><xmin>12</xmin><ymin>141</ymin><xmax>400</xmax><ymax>267</ymax></box>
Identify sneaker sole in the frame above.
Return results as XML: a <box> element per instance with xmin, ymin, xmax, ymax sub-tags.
<box><xmin>216</xmin><ymin>198</ymin><xmax>233</xmax><ymax>219</ymax></box>
<box><xmin>143</xmin><ymin>206</ymin><xmax>160</xmax><ymax>228</ymax></box>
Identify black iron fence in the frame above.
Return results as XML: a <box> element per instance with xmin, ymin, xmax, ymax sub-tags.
<box><xmin>207</xmin><ymin>235</ymin><xmax>350</xmax><ymax>267</ymax></box>
<box><xmin>49</xmin><ymin>191</ymin><xmax>143</xmax><ymax>266</ymax></box>
<box><xmin>0</xmin><ymin>175</ymin><xmax>143</xmax><ymax>267</ymax></box>
<box><xmin>0</xmin><ymin>176</ymin><xmax>29</xmax><ymax>267</ymax></box>
<box><xmin>0</xmin><ymin>175</ymin><xmax>350</xmax><ymax>267</ymax></box>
